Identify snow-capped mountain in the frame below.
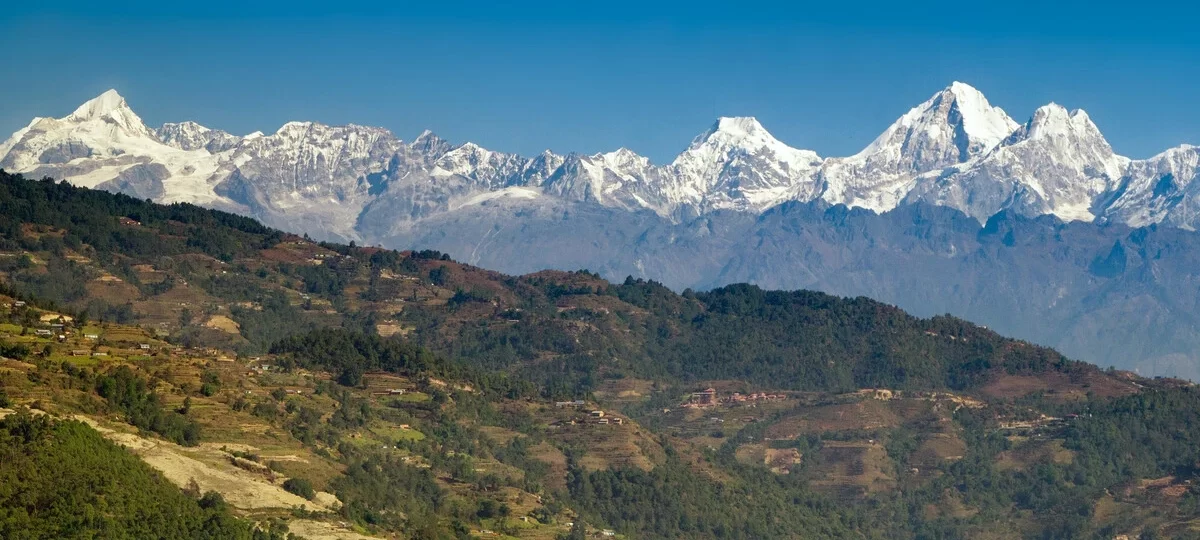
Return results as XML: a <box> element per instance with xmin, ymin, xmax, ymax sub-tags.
<box><xmin>1101</xmin><ymin>144</ymin><xmax>1200</xmax><ymax>229</ymax></box>
<box><xmin>0</xmin><ymin>89</ymin><xmax>228</xmax><ymax>204</ymax></box>
<box><xmin>0</xmin><ymin>83</ymin><xmax>1196</xmax><ymax>240</ymax></box>
<box><xmin>541</xmin><ymin>149</ymin><xmax>671</xmax><ymax>214</ymax></box>
<box><xmin>211</xmin><ymin>121</ymin><xmax>405</xmax><ymax>238</ymax></box>
<box><xmin>538</xmin><ymin>116</ymin><xmax>823</xmax><ymax>218</ymax></box>
<box><xmin>906</xmin><ymin>103</ymin><xmax>1130</xmax><ymax>223</ymax></box>
<box><xmin>672</xmin><ymin>116</ymin><xmax>824</xmax><ymax>213</ymax></box>
<box><xmin>819</xmin><ymin>81</ymin><xmax>1019</xmax><ymax>212</ymax></box>
<box><xmin>157</xmin><ymin>121</ymin><xmax>242</xmax><ymax>153</ymax></box>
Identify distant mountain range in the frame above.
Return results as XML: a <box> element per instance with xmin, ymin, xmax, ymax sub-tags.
<box><xmin>3</xmin><ymin>84</ymin><xmax>1199</xmax><ymax>378</ymax></box>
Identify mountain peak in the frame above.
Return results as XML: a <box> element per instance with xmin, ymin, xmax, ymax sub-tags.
<box><xmin>945</xmin><ymin>80</ymin><xmax>983</xmax><ymax>99</ymax></box>
<box><xmin>157</xmin><ymin>121</ymin><xmax>240</xmax><ymax>153</ymax></box>
<box><xmin>275</xmin><ymin>121</ymin><xmax>313</xmax><ymax>134</ymax></box>
<box><xmin>160</xmin><ymin>120</ymin><xmax>211</xmax><ymax>133</ymax></box>
<box><xmin>451</xmin><ymin>141</ymin><xmax>489</xmax><ymax>156</ymax></box>
<box><xmin>1020</xmin><ymin>103</ymin><xmax>1104</xmax><ymax>141</ymax></box>
<box><xmin>684</xmin><ymin>116</ymin><xmax>790</xmax><ymax>154</ymax></box>
<box><xmin>849</xmin><ymin>82</ymin><xmax>1017</xmax><ymax>167</ymax></box>
<box><xmin>409</xmin><ymin>129</ymin><xmax>451</xmax><ymax>160</ymax></box>
<box><xmin>598</xmin><ymin>147</ymin><xmax>649</xmax><ymax>170</ymax></box>
<box><xmin>936</xmin><ymin>81</ymin><xmax>1017</xmax><ymax>144</ymax></box>
<box><xmin>1032</xmin><ymin>102</ymin><xmax>1070</xmax><ymax>119</ymax></box>
<box><xmin>712</xmin><ymin>116</ymin><xmax>766</xmax><ymax>137</ymax></box>
<box><xmin>68</xmin><ymin>89</ymin><xmax>129</xmax><ymax>121</ymax></box>
<box><xmin>606</xmin><ymin>147</ymin><xmax>639</xmax><ymax>158</ymax></box>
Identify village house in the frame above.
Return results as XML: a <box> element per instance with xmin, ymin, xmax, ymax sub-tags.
<box><xmin>13</xmin><ymin>301</ymin><xmax>26</xmax><ymax>307</ymax></box>
<box><xmin>34</xmin><ymin>329</ymin><xmax>53</xmax><ymax>336</ymax></box>
<box><xmin>588</xmin><ymin>410</ymin><xmax>605</xmax><ymax>418</ymax></box>
<box><xmin>855</xmin><ymin>388</ymin><xmax>895</xmax><ymax>401</ymax></box>
<box><xmin>84</xmin><ymin>334</ymin><xmax>99</xmax><ymax>339</ymax></box>
<box><xmin>689</xmin><ymin>387</ymin><xmax>717</xmax><ymax>406</ymax></box>
<box><xmin>555</xmin><ymin>399</ymin><xmax>586</xmax><ymax>408</ymax></box>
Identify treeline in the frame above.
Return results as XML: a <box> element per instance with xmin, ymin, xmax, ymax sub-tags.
<box><xmin>0</xmin><ymin>410</ymin><xmax>292</xmax><ymax>539</ymax></box>
<box><xmin>333</xmin><ymin>455</ymin><xmax>448</xmax><ymax>535</ymax></box>
<box><xmin>96</xmin><ymin>366</ymin><xmax>202</xmax><ymax>446</ymax></box>
<box><xmin>0</xmin><ymin>171</ymin><xmax>278</xmax><ymax>261</ymax></box>
<box><xmin>269</xmin><ymin>329</ymin><xmax>535</xmax><ymax>399</ymax></box>
<box><xmin>1065</xmin><ymin>388</ymin><xmax>1200</xmax><ymax>486</ymax></box>
<box><xmin>404</xmin><ymin>275</ymin><xmax>1090</xmax><ymax>396</ymax></box>
<box><xmin>667</xmin><ymin>283</ymin><xmax>1083</xmax><ymax>392</ymax></box>
<box><xmin>0</xmin><ymin>171</ymin><xmax>284</xmax><ymax>326</ymax></box>
<box><xmin>567</xmin><ymin>449</ymin><xmax>856</xmax><ymax>539</ymax></box>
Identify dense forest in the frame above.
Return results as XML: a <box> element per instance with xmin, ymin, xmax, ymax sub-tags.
<box><xmin>0</xmin><ymin>410</ymin><xmax>291</xmax><ymax>539</ymax></box>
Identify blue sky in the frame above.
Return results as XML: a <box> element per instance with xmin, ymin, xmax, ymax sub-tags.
<box><xmin>1</xmin><ymin>1</ymin><xmax>1197</xmax><ymax>162</ymax></box>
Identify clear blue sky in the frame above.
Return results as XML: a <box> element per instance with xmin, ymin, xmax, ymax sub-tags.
<box><xmin>2</xmin><ymin>1</ymin><xmax>1197</xmax><ymax>162</ymax></box>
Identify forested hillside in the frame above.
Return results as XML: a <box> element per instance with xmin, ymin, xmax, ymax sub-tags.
<box><xmin>4</xmin><ymin>171</ymin><xmax>1200</xmax><ymax>539</ymax></box>
<box><xmin>0</xmin><ymin>171</ymin><xmax>1087</xmax><ymax>396</ymax></box>
<box><xmin>0</xmin><ymin>410</ymin><xmax>292</xmax><ymax>539</ymax></box>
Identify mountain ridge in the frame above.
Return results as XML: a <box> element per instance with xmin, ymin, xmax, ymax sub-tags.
<box><xmin>5</xmin><ymin>85</ymin><xmax>1200</xmax><ymax>380</ymax></box>
<box><xmin>2</xmin><ymin>83</ymin><xmax>1197</xmax><ymax>242</ymax></box>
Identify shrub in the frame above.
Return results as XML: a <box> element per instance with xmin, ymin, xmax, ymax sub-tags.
<box><xmin>282</xmin><ymin>477</ymin><xmax>315</xmax><ymax>500</ymax></box>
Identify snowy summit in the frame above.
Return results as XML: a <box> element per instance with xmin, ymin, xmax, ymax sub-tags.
<box><xmin>0</xmin><ymin>82</ymin><xmax>1197</xmax><ymax>242</ymax></box>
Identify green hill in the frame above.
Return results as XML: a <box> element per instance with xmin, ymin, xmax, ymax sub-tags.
<box><xmin>0</xmin><ymin>409</ymin><xmax>291</xmax><ymax>539</ymax></box>
<box><xmin>5</xmin><ymin>170</ymin><xmax>1200</xmax><ymax>539</ymax></box>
